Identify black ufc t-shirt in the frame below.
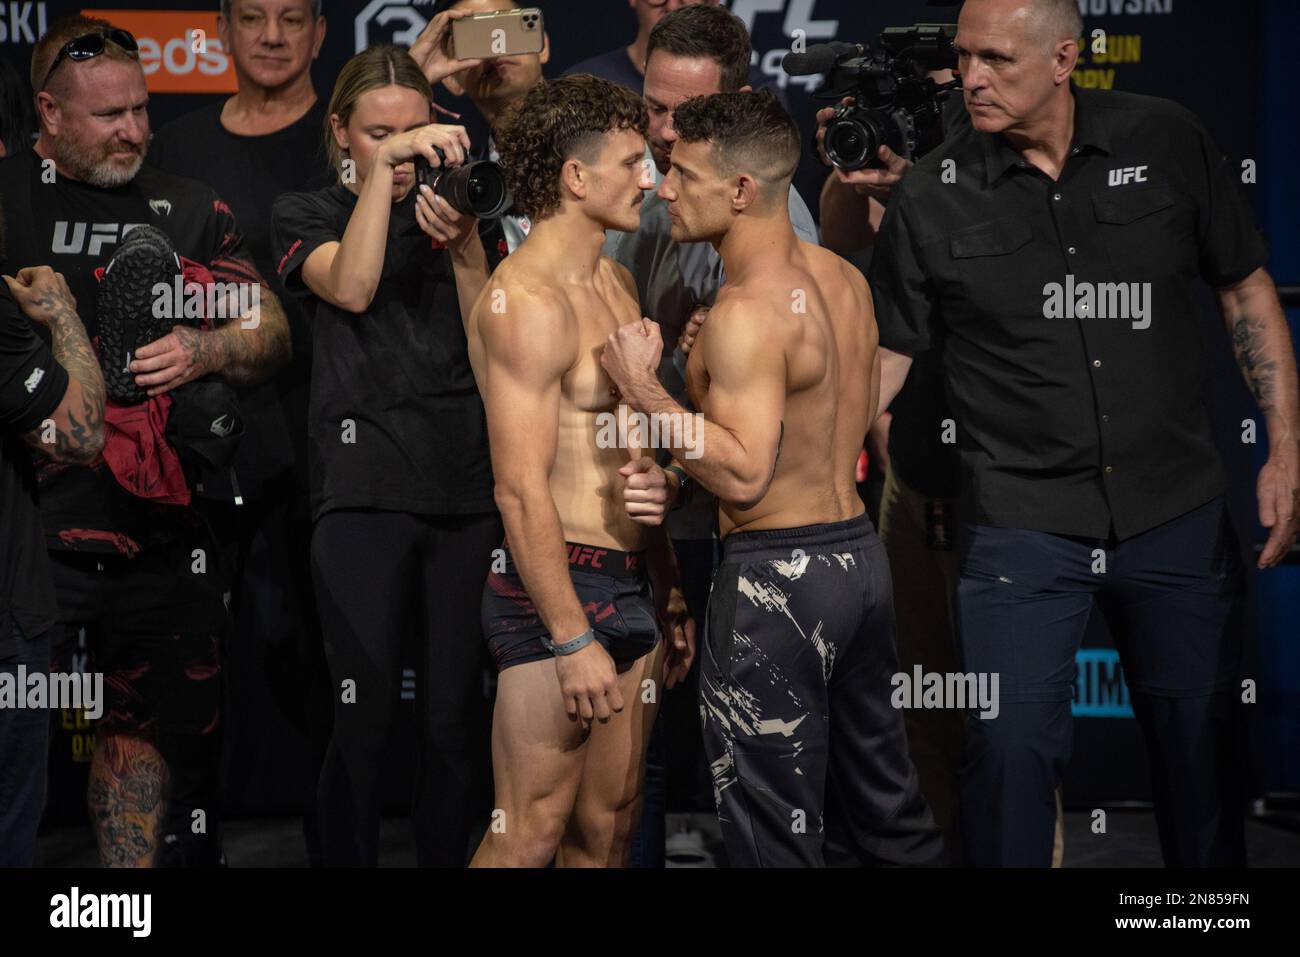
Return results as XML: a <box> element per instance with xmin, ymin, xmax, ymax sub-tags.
<box><xmin>0</xmin><ymin>283</ymin><xmax>69</xmax><ymax>655</ymax></box>
<box><xmin>0</xmin><ymin>147</ymin><xmax>264</xmax><ymax>554</ymax></box>
<box><xmin>149</xmin><ymin>100</ymin><xmax>333</xmax><ymax>496</ymax></box>
<box><xmin>271</xmin><ymin>184</ymin><xmax>495</xmax><ymax>521</ymax></box>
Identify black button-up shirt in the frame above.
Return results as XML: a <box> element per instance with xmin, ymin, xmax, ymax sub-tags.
<box><xmin>869</xmin><ymin>85</ymin><xmax>1268</xmax><ymax>540</ymax></box>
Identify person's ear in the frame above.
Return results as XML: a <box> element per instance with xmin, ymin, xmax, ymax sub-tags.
<box><xmin>732</xmin><ymin>173</ymin><xmax>758</xmax><ymax>213</ymax></box>
<box><xmin>1053</xmin><ymin>38</ymin><xmax>1079</xmax><ymax>85</ymax></box>
<box><xmin>312</xmin><ymin>16</ymin><xmax>327</xmax><ymax>60</ymax></box>
<box><xmin>216</xmin><ymin>12</ymin><xmax>232</xmax><ymax>52</ymax></box>
<box><xmin>739</xmin><ymin>84</ymin><xmax>753</xmax><ymax>93</ymax></box>
<box><xmin>330</xmin><ymin>113</ymin><xmax>349</xmax><ymax>154</ymax></box>
<box><xmin>539</xmin><ymin>31</ymin><xmax>551</xmax><ymax>67</ymax></box>
<box><xmin>561</xmin><ymin>157</ymin><xmax>587</xmax><ymax>201</ymax></box>
<box><xmin>35</xmin><ymin>90</ymin><xmax>60</xmax><ymax>137</ymax></box>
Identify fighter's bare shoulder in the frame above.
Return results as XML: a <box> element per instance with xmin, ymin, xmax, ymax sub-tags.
<box><xmin>475</xmin><ymin>268</ymin><xmax>577</xmax><ymax>368</ymax></box>
<box><xmin>806</xmin><ymin>239</ymin><xmax>875</xmax><ymax>316</ymax></box>
<box><xmin>706</xmin><ymin>285</ymin><xmax>788</xmax><ymax>345</ymax></box>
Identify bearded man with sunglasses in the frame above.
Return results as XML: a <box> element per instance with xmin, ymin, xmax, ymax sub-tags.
<box><xmin>0</xmin><ymin>14</ymin><xmax>290</xmax><ymax>867</ymax></box>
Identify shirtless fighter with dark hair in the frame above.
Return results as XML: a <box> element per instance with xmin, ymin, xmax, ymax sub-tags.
<box><xmin>466</xmin><ymin>74</ymin><xmax>692</xmax><ymax>868</ymax></box>
<box><xmin>601</xmin><ymin>89</ymin><xmax>944</xmax><ymax>867</ymax></box>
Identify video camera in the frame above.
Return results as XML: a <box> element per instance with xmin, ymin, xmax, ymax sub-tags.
<box><xmin>783</xmin><ymin>24</ymin><xmax>960</xmax><ymax>171</ymax></box>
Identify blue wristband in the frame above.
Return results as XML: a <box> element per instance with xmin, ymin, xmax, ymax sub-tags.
<box><xmin>542</xmin><ymin>627</ymin><xmax>595</xmax><ymax>657</ymax></box>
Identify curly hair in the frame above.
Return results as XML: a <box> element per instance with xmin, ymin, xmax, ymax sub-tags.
<box><xmin>672</xmin><ymin>88</ymin><xmax>800</xmax><ymax>186</ymax></box>
<box><xmin>497</xmin><ymin>74</ymin><xmax>648</xmax><ymax>223</ymax></box>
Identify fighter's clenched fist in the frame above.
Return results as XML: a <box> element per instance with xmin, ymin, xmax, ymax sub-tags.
<box><xmin>619</xmin><ymin>456</ymin><xmax>672</xmax><ymax>526</ymax></box>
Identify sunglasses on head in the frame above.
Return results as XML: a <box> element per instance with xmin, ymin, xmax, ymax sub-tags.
<box><xmin>41</xmin><ymin>28</ymin><xmax>139</xmax><ymax>90</ymax></box>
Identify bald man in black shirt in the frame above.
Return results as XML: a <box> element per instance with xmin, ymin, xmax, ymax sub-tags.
<box><xmin>870</xmin><ymin>0</ymin><xmax>1298</xmax><ymax>866</ymax></box>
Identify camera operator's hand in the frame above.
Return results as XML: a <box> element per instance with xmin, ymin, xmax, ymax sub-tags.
<box><xmin>816</xmin><ymin>96</ymin><xmax>913</xmax><ymax>203</ymax></box>
<box><xmin>416</xmin><ymin>184</ymin><xmax>479</xmax><ymax>252</ymax></box>
<box><xmin>377</xmin><ymin>123</ymin><xmax>470</xmax><ymax>173</ymax></box>
<box><xmin>409</xmin><ymin>9</ymin><xmax>484</xmax><ymax>87</ymax></box>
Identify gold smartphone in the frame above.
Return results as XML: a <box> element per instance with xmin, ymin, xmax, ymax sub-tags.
<box><xmin>449</xmin><ymin>8</ymin><xmax>545</xmax><ymax>60</ymax></box>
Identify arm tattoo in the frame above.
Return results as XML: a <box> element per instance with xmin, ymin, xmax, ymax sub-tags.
<box><xmin>88</xmin><ymin>735</ymin><xmax>168</xmax><ymax>868</ymax></box>
<box><xmin>23</xmin><ymin>287</ymin><xmax>106</xmax><ymax>463</ymax></box>
<box><xmin>173</xmin><ymin>324</ymin><xmax>221</xmax><ymax>379</ymax></box>
<box><xmin>209</xmin><ymin>285</ymin><xmax>291</xmax><ymax>386</ymax></box>
<box><xmin>1230</xmin><ymin>314</ymin><xmax>1277</xmax><ymax>413</ymax></box>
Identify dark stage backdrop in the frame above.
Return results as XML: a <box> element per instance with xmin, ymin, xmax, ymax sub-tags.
<box><xmin>4</xmin><ymin>0</ymin><xmax>1294</xmax><ymax>828</ymax></box>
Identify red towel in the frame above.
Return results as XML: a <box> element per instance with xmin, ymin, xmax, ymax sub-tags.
<box><xmin>101</xmin><ymin>395</ymin><xmax>191</xmax><ymax>506</ymax></box>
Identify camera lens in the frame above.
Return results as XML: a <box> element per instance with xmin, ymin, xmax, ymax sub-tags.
<box><xmin>826</xmin><ymin>118</ymin><xmax>875</xmax><ymax>172</ymax></box>
<box><xmin>436</xmin><ymin>160</ymin><xmax>510</xmax><ymax>218</ymax></box>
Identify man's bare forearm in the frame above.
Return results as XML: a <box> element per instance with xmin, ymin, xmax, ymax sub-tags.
<box><xmin>874</xmin><ymin>347</ymin><xmax>914</xmax><ymax>425</ymax></box>
<box><xmin>204</xmin><ymin>286</ymin><xmax>292</xmax><ymax>385</ymax></box>
<box><xmin>1223</xmin><ymin>276</ymin><xmax>1299</xmax><ymax>444</ymax></box>
<box><xmin>24</xmin><ymin>298</ymin><xmax>105</xmax><ymax>463</ymax></box>
<box><xmin>623</xmin><ymin>379</ymin><xmax>771</xmax><ymax>507</ymax></box>
<box><xmin>819</xmin><ymin>174</ymin><xmax>885</xmax><ymax>257</ymax></box>
<box><xmin>450</xmin><ymin>239</ymin><xmax>490</xmax><ymax>332</ymax></box>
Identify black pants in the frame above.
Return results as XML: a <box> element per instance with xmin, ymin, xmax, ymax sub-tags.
<box><xmin>197</xmin><ymin>477</ymin><xmax>331</xmax><ymax>866</ymax></box>
<box><xmin>701</xmin><ymin>514</ymin><xmax>944</xmax><ymax>867</ymax></box>
<box><xmin>312</xmin><ymin>508</ymin><xmax>501</xmax><ymax>867</ymax></box>
<box><xmin>50</xmin><ymin>532</ymin><xmax>228</xmax><ymax>866</ymax></box>
<box><xmin>956</xmin><ymin>496</ymin><xmax>1246</xmax><ymax>866</ymax></box>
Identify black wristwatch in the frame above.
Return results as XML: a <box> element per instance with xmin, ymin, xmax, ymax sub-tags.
<box><xmin>665</xmin><ymin>465</ymin><xmax>693</xmax><ymax>510</ymax></box>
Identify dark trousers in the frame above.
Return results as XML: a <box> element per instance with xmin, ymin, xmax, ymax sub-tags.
<box><xmin>312</xmin><ymin>509</ymin><xmax>501</xmax><ymax>867</ymax></box>
<box><xmin>956</xmin><ymin>496</ymin><xmax>1247</xmax><ymax>867</ymax></box>
<box><xmin>198</xmin><ymin>479</ymin><xmax>330</xmax><ymax>866</ymax></box>
<box><xmin>51</xmin><ymin>534</ymin><xmax>227</xmax><ymax>867</ymax></box>
<box><xmin>701</xmin><ymin>516</ymin><xmax>944</xmax><ymax>867</ymax></box>
<box><xmin>0</xmin><ymin>628</ymin><xmax>51</xmax><ymax>867</ymax></box>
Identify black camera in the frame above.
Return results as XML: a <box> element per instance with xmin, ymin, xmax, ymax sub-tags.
<box><xmin>783</xmin><ymin>24</ymin><xmax>960</xmax><ymax>171</ymax></box>
<box><xmin>414</xmin><ymin>147</ymin><xmax>511</xmax><ymax>218</ymax></box>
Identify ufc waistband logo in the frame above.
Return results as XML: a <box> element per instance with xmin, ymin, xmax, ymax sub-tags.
<box><xmin>568</xmin><ymin>545</ymin><xmax>608</xmax><ymax>569</ymax></box>
<box><xmin>1108</xmin><ymin>166</ymin><xmax>1148</xmax><ymax>187</ymax></box>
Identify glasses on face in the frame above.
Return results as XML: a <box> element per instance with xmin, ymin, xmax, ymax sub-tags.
<box><xmin>41</xmin><ymin>28</ymin><xmax>139</xmax><ymax>90</ymax></box>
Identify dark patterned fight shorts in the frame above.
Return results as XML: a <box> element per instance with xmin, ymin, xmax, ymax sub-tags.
<box><xmin>482</xmin><ymin>542</ymin><xmax>660</xmax><ymax>672</ymax></box>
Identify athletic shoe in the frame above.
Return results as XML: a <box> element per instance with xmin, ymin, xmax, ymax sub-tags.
<box><xmin>96</xmin><ymin>224</ymin><xmax>183</xmax><ymax>404</ymax></box>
